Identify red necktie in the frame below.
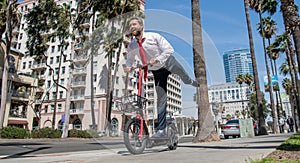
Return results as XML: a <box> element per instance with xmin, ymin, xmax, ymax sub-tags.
<box><xmin>138</xmin><ymin>38</ymin><xmax>148</xmax><ymax>80</ymax></box>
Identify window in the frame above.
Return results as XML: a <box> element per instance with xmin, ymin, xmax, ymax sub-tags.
<box><xmin>50</xmin><ymin>57</ymin><xmax>53</xmax><ymax>64</ymax></box>
<box><xmin>51</xmin><ymin>105</ymin><xmax>54</xmax><ymax>112</ymax></box>
<box><xmin>62</xmin><ymin>66</ymin><xmax>65</xmax><ymax>74</ymax></box>
<box><xmin>52</xmin><ymin>92</ymin><xmax>57</xmax><ymax>99</ymax></box>
<box><xmin>56</xmin><ymin>56</ymin><xmax>60</xmax><ymax>63</ymax></box>
<box><xmin>44</xmin><ymin>105</ymin><xmax>48</xmax><ymax>113</ymax></box>
<box><xmin>21</xmin><ymin>24</ymin><xmax>24</xmax><ymax>30</ymax></box>
<box><xmin>59</xmin><ymin>91</ymin><xmax>63</xmax><ymax>99</ymax></box>
<box><xmin>22</xmin><ymin>62</ymin><xmax>26</xmax><ymax>69</ymax></box>
<box><xmin>63</xmin><ymin>55</ymin><xmax>67</xmax><ymax>62</ymax></box>
<box><xmin>115</xmin><ymin>89</ymin><xmax>119</xmax><ymax>97</ymax></box>
<box><xmin>57</xmin><ymin>45</ymin><xmax>61</xmax><ymax>52</ymax></box>
<box><xmin>60</xmin><ymin>78</ymin><xmax>65</xmax><ymax>85</ymax></box>
<box><xmin>93</xmin><ymin>61</ymin><xmax>97</xmax><ymax>67</ymax></box>
<box><xmin>19</xmin><ymin>33</ymin><xmax>23</xmax><ymax>40</ymax></box>
<box><xmin>93</xmin><ymin>74</ymin><xmax>97</xmax><ymax>82</ymax></box>
<box><xmin>48</xmin><ymin>70</ymin><xmax>52</xmax><ymax>76</ymax></box>
<box><xmin>18</xmin><ymin>43</ymin><xmax>21</xmax><ymax>49</ymax></box>
<box><xmin>47</xmin><ymin>80</ymin><xmax>51</xmax><ymax>88</ymax></box>
<box><xmin>116</xmin><ymin>77</ymin><xmax>119</xmax><ymax>84</ymax></box>
<box><xmin>58</xmin><ymin>104</ymin><xmax>62</xmax><ymax>112</ymax></box>
<box><xmin>28</xmin><ymin>61</ymin><xmax>32</xmax><ymax>68</ymax></box>
<box><xmin>51</xmin><ymin>46</ymin><xmax>55</xmax><ymax>53</ymax></box>
<box><xmin>55</xmin><ymin>67</ymin><xmax>59</xmax><ymax>75</ymax></box>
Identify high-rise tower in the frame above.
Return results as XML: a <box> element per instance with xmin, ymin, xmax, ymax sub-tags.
<box><xmin>223</xmin><ymin>48</ymin><xmax>253</xmax><ymax>83</ymax></box>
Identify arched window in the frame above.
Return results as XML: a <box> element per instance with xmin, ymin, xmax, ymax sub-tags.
<box><xmin>111</xmin><ymin>118</ymin><xmax>118</xmax><ymax>136</ymax></box>
<box><xmin>58</xmin><ymin>120</ymin><xmax>63</xmax><ymax>131</ymax></box>
<box><xmin>73</xmin><ymin>118</ymin><xmax>82</xmax><ymax>130</ymax></box>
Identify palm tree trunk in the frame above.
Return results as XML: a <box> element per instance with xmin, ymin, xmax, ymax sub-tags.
<box><xmin>243</xmin><ymin>0</ymin><xmax>267</xmax><ymax>135</ymax></box>
<box><xmin>192</xmin><ymin>0</ymin><xmax>219</xmax><ymax>142</ymax></box>
<box><xmin>61</xmin><ymin>64</ymin><xmax>72</xmax><ymax>138</ymax></box>
<box><xmin>286</xmin><ymin>33</ymin><xmax>300</xmax><ymax>129</ymax></box>
<box><xmin>258</xmin><ymin>11</ymin><xmax>278</xmax><ymax>134</ymax></box>
<box><xmin>105</xmin><ymin>54</ymin><xmax>113</xmax><ymax>134</ymax></box>
<box><xmin>280</xmin><ymin>0</ymin><xmax>300</xmax><ymax>73</ymax></box>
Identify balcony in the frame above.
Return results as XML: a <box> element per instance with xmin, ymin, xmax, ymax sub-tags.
<box><xmin>11</xmin><ymin>90</ymin><xmax>30</xmax><ymax>101</ymax></box>
<box><xmin>70</xmin><ymin>108</ymin><xmax>84</xmax><ymax>115</ymax></box>
<box><xmin>31</xmin><ymin>63</ymin><xmax>47</xmax><ymax>70</ymax></box>
<box><xmin>72</xmin><ymin>81</ymin><xmax>86</xmax><ymax>88</ymax></box>
<box><xmin>73</xmin><ymin>54</ymin><xmax>88</xmax><ymax>63</ymax></box>
<box><xmin>70</xmin><ymin>94</ymin><xmax>85</xmax><ymax>101</ymax></box>
<box><xmin>72</xmin><ymin>68</ymin><xmax>87</xmax><ymax>75</ymax></box>
<box><xmin>9</xmin><ymin>109</ymin><xmax>27</xmax><ymax>119</ymax></box>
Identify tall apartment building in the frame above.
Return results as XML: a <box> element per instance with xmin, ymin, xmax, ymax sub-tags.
<box><xmin>223</xmin><ymin>48</ymin><xmax>253</xmax><ymax>83</ymax></box>
<box><xmin>208</xmin><ymin>82</ymin><xmax>251</xmax><ymax>123</ymax></box>
<box><xmin>14</xmin><ymin>0</ymin><xmax>182</xmax><ymax>135</ymax></box>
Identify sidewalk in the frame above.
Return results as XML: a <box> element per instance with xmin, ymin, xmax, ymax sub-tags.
<box><xmin>0</xmin><ymin>133</ymin><xmax>292</xmax><ymax>163</ymax></box>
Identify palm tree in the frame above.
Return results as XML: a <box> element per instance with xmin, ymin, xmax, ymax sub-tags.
<box><xmin>236</xmin><ymin>74</ymin><xmax>246</xmax><ymax>115</ymax></box>
<box><xmin>0</xmin><ymin>0</ymin><xmax>19</xmax><ymax>129</ymax></box>
<box><xmin>244</xmin><ymin>0</ymin><xmax>267</xmax><ymax>135</ymax></box>
<box><xmin>192</xmin><ymin>0</ymin><xmax>219</xmax><ymax>142</ymax></box>
<box><xmin>257</xmin><ymin>15</ymin><xmax>280</xmax><ymax>133</ymax></box>
<box><xmin>280</xmin><ymin>0</ymin><xmax>300</xmax><ymax>72</ymax></box>
<box><xmin>244</xmin><ymin>73</ymin><xmax>253</xmax><ymax>117</ymax></box>
<box><xmin>275</xmin><ymin>33</ymin><xmax>300</xmax><ymax>130</ymax></box>
<box><xmin>282</xmin><ymin>78</ymin><xmax>297</xmax><ymax>131</ymax></box>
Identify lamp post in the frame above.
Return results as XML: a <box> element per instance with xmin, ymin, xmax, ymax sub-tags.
<box><xmin>212</xmin><ymin>102</ymin><xmax>220</xmax><ymax>135</ymax></box>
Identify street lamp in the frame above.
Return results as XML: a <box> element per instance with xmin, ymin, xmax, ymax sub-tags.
<box><xmin>212</xmin><ymin>102</ymin><xmax>220</xmax><ymax>135</ymax></box>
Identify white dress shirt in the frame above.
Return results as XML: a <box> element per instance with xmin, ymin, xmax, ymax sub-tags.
<box><xmin>126</xmin><ymin>32</ymin><xmax>174</xmax><ymax>71</ymax></box>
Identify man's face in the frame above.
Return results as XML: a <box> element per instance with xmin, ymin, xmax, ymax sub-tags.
<box><xmin>129</xmin><ymin>19</ymin><xmax>143</xmax><ymax>37</ymax></box>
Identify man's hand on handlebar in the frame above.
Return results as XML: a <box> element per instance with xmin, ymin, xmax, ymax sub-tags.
<box><xmin>150</xmin><ymin>58</ymin><xmax>159</xmax><ymax>66</ymax></box>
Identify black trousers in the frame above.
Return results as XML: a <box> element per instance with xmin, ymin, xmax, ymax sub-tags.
<box><xmin>151</xmin><ymin>55</ymin><xmax>193</xmax><ymax>130</ymax></box>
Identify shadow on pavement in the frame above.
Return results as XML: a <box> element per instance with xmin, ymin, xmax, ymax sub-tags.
<box><xmin>178</xmin><ymin>145</ymin><xmax>278</xmax><ymax>149</ymax></box>
<box><xmin>0</xmin><ymin>142</ymin><xmax>49</xmax><ymax>146</ymax></box>
<box><xmin>0</xmin><ymin>146</ymin><xmax>51</xmax><ymax>159</ymax></box>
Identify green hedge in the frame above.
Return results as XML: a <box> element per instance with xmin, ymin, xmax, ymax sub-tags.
<box><xmin>68</xmin><ymin>129</ymin><xmax>95</xmax><ymax>138</ymax></box>
<box><xmin>0</xmin><ymin>126</ymin><xmax>30</xmax><ymax>139</ymax></box>
<box><xmin>0</xmin><ymin>126</ymin><xmax>99</xmax><ymax>139</ymax></box>
<box><xmin>31</xmin><ymin>127</ymin><xmax>61</xmax><ymax>138</ymax></box>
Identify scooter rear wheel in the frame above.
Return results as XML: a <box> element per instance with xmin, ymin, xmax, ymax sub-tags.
<box><xmin>124</xmin><ymin>119</ymin><xmax>147</xmax><ymax>154</ymax></box>
<box><xmin>167</xmin><ymin>124</ymin><xmax>178</xmax><ymax>150</ymax></box>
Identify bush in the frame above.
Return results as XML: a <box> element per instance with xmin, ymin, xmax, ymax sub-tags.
<box><xmin>31</xmin><ymin>127</ymin><xmax>61</xmax><ymax>138</ymax></box>
<box><xmin>0</xmin><ymin>126</ymin><xmax>30</xmax><ymax>139</ymax></box>
<box><xmin>68</xmin><ymin>129</ymin><xmax>93</xmax><ymax>138</ymax></box>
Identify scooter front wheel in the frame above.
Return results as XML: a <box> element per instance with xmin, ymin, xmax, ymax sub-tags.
<box><xmin>123</xmin><ymin>119</ymin><xmax>147</xmax><ymax>154</ymax></box>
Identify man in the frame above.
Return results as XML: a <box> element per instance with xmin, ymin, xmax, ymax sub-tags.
<box><xmin>286</xmin><ymin>116</ymin><xmax>294</xmax><ymax>132</ymax></box>
<box><xmin>125</xmin><ymin>17</ymin><xmax>197</xmax><ymax>138</ymax></box>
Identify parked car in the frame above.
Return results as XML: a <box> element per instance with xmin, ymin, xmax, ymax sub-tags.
<box><xmin>222</xmin><ymin>119</ymin><xmax>258</xmax><ymax>139</ymax></box>
<box><xmin>222</xmin><ymin>119</ymin><xmax>240</xmax><ymax>139</ymax></box>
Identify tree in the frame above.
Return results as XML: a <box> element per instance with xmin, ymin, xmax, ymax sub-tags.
<box><xmin>282</xmin><ymin>78</ymin><xmax>297</xmax><ymax>131</ymax></box>
<box><xmin>236</xmin><ymin>74</ymin><xmax>246</xmax><ymax>116</ymax></box>
<box><xmin>25</xmin><ymin>0</ymin><xmax>71</xmax><ymax>129</ymax></box>
<box><xmin>280</xmin><ymin>0</ymin><xmax>300</xmax><ymax>73</ymax></box>
<box><xmin>254</xmin><ymin>4</ymin><xmax>278</xmax><ymax>133</ymax></box>
<box><xmin>192</xmin><ymin>0</ymin><xmax>219</xmax><ymax>142</ymax></box>
<box><xmin>243</xmin><ymin>0</ymin><xmax>267</xmax><ymax>135</ymax></box>
<box><xmin>0</xmin><ymin>0</ymin><xmax>19</xmax><ymax>129</ymax></box>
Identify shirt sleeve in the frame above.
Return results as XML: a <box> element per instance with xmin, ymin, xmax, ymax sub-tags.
<box><xmin>154</xmin><ymin>33</ymin><xmax>174</xmax><ymax>64</ymax></box>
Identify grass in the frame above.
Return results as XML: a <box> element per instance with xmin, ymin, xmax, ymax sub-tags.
<box><xmin>250</xmin><ymin>132</ymin><xmax>300</xmax><ymax>163</ymax></box>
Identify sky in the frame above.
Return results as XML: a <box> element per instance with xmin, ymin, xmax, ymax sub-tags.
<box><xmin>144</xmin><ymin>0</ymin><xmax>300</xmax><ymax>118</ymax></box>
